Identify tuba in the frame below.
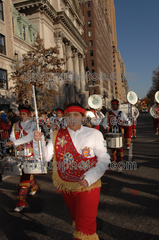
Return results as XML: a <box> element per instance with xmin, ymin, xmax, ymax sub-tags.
<box><xmin>119</xmin><ymin>91</ymin><xmax>139</xmax><ymax>120</ymax></box>
<box><xmin>150</xmin><ymin>91</ymin><xmax>159</xmax><ymax>119</ymax></box>
<box><xmin>85</xmin><ymin>94</ymin><xmax>103</xmax><ymax>127</ymax></box>
<box><xmin>127</xmin><ymin>91</ymin><xmax>139</xmax><ymax>119</ymax></box>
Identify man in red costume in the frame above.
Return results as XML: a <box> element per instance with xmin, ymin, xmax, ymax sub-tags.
<box><xmin>6</xmin><ymin>104</ymin><xmax>39</xmax><ymax>212</ymax></box>
<box><xmin>33</xmin><ymin>102</ymin><xmax>110</xmax><ymax>240</ymax></box>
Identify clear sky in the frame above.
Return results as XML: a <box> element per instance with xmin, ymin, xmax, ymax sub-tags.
<box><xmin>114</xmin><ymin>0</ymin><xmax>159</xmax><ymax>99</ymax></box>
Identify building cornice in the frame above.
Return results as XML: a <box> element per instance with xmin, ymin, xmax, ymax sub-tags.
<box><xmin>13</xmin><ymin>0</ymin><xmax>57</xmax><ymax>20</ymax></box>
<box><xmin>14</xmin><ymin>34</ymin><xmax>35</xmax><ymax>49</ymax></box>
<box><xmin>55</xmin><ymin>11</ymin><xmax>87</xmax><ymax>51</ymax></box>
<box><xmin>63</xmin><ymin>0</ymin><xmax>84</xmax><ymax>25</ymax></box>
<box><xmin>0</xmin><ymin>53</ymin><xmax>15</xmax><ymax>63</ymax></box>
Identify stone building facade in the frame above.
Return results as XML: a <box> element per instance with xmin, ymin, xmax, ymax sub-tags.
<box><xmin>0</xmin><ymin>0</ymin><xmax>15</xmax><ymax>112</ymax></box>
<box><xmin>99</xmin><ymin>0</ymin><xmax>129</xmax><ymax>102</ymax></box>
<box><xmin>12</xmin><ymin>0</ymin><xmax>88</xmax><ymax>108</ymax></box>
<box><xmin>0</xmin><ymin>0</ymin><xmax>88</xmax><ymax>112</ymax></box>
<box><xmin>79</xmin><ymin>0</ymin><xmax>114</xmax><ymax>108</ymax></box>
<box><xmin>0</xmin><ymin>0</ymin><xmax>38</xmax><ymax>112</ymax></box>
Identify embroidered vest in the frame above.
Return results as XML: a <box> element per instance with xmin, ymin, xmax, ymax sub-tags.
<box><xmin>14</xmin><ymin>122</ymin><xmax>33</xmax><ymax>157</ymax></box>
<box><xmin>52</xmin><ymin>129</ymin><xmax>101</xmax><ymax>192</ymax></box>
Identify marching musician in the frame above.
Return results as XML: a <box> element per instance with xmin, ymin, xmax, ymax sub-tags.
<box><xmin>33</xmin><ymin>102</ymin><xmax>110</xmax><ymax>240</ymax></box>
<box><xmin>6</xmin><ymin>104</ymin><xmax>39</xmax><ymax>212</ymax></box>
<box><xmin>153</xmin><ymin>102</ymin><xmax>159</xmax><ymax>135</ymax></box>
<box><xmin>131</xmin><ymin>105</ymin><xmax>138</xmax><ymax>138</ymax></box>
<box><xmin>102</xmin><ymin>99</ymin><xmax>131</xmax><ymax>172</ymax></box>
<box><xmin>122</xmin><ymin>102</ymin><xmax>132</xmax><ymax>149</ymax></box>
<box><xmin>0</xmin><ymin>113</ymin><xmax>11</xmax><ymax>156</ymax></box>
<box><xmin>52</xmin><ymin>108</ymin><xmax>67</xmax><ymax>131</ymax></box>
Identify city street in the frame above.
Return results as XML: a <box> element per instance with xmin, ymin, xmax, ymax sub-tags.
<box><xmin>0</xmin><ymin>113</ymin><xmax>159</xmax><ymax>240</ymax></box>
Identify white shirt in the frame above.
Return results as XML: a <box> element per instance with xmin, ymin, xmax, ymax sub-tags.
<box><xmin>33</xmin><ymin>125</ymin><xmax>110</xmax><ymax>187</ymax></box>
<box><xmin>10</xmin><ymin>120</ymin><xmax>36</xmax><ymax>146</ymax></box>
<box><xmin>102</xmin><ymin>109</ymin><xmax>131</xmax><ymax>129</ymax></box>
<box><xmin>132</xmin><ymin>106</ymin><xmax>138</xmax><ymax>123</ymax></box>
<box><xmin>90</xmin><ymin>111</ymin><xmax>105</xmax><ymax>126</ymax></box>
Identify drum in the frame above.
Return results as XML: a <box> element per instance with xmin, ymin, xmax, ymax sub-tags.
<box><xmin>105</xmin><ymin>133</ymin><xmax>123</xmax><ymax>148</ymax></box>
<box><xmin>23</xmin><ymin>157</ymin><xmax>47</xmax><ymax>174</ymax></box>
<box><xmin>1</xmin><ymin>156</ymin><xmax>23</xmax><ymax>175</ymax></box>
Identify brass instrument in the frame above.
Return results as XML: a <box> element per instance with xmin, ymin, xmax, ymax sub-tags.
<box><xmin>150</xmin><ymin>91</ymin><xmax>159</xmax><ymax>119</ymax></box>
<box><xmin>119</xmin><ymin>91</ymin><xmax>139</xmax><ymax>121</ymax></box>
<box><xmin>84</xmin><ymin>94</ymin><xmax>103</xmax><ymax>127</ymax></box>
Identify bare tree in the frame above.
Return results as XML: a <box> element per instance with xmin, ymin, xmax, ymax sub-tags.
<box><xmin>8</xmin><ymin>34</ymin><xmax>65</xmax><ymax>110</ymax></box>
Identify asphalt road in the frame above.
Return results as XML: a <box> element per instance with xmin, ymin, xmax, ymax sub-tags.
<box><xmin>0</xmin><ymin>113</ymin><xmax>159</xmax><ymax>240</ymax></box>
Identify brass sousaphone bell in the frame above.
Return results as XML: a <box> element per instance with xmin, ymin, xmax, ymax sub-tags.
<box><xmin>85</xmin><ymin>94</ymin><xmax>103</xmax><ymax>127</ymax></box>
<box><xmin>119</xmin><ymin>91</ymin><xmax>139</xmax><ymax>119</ymax></box>
<box><xmin>127</xmin><ymin>91</ymin><xmax>139</xmax><ymax>119</ymax></box>
<box><xmin>88</xmin><ymin>94</ymin><xmax>103</xmax><ymax>109</ymax></box>
<box><xmin>150</xmin><ymin>91</ymin><xmax>159</xmax><ymax>118</ymax></box>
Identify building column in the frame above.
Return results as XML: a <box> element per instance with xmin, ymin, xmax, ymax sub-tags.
<box><xmin>54</xmin><ymin>31</ymin><xmax>65</xmax><ymax>108</ymax></box>
<box><xmin>73</xmin><ymin>50</ymin><xmax>80</xmax><ymax>102</ymax></box>
<box><xmin>66</xmin><ymin>42</ymin><xmax>75</xmax><ymax>103</ymax></box>
<box><xmin>79</xmin><ymin>54</ymin><xmax>88</xmax><ymax>107</ymax></box>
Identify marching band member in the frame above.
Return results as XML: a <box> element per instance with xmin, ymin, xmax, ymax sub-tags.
<box><xmin>6</xmin><ymin>104</ymin><xmax>39</xmax><ymax>212</ymax></box>
<box><xmin>33</xmin><ymin>102</ymin><xmax>110</xmax><ymax>240</ymax></box>
<box><xmin>52</xmin><ymin>108</ymin><xmax>67</xmax><ymax>131</ymax></box>
<box><xmin>0</xmin><ymin>113</ymin><xmax>11</xmax><ymax>156</ymax></box>
<box><xmin>153</xmin><ymin>102</ymin><xmax>159</xmax><ymax>135</ymax></box>
<box><xmin>120</xmin><ymin>102</ymin><xmax>132</xmax><ymax>149</ymax></box>
<box><xmin>131</xmin><ymin>105</ymin><xmax>138</xmax><ymax>138</ymax></box>
<box><xmin>102</xmin><ymin>99</ymin><xmax>130</xmax><ymax>171</ymax></box>
<box><xmin>123</xmin><ymin>104</ymin><xmax>132</xmax><ymax>149</ymax></box>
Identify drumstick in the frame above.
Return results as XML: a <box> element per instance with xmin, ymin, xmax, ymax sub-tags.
<box><xmin>32</xmin><ymin>85</ymin><xmax>44</xmax><ymax>173</ymax></box>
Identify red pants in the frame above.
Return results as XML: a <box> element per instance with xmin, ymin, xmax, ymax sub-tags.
<box><xmin>154</xmin><ymin>118</ymin><xmax>159</xmax><ymax>134</ymax></box>
<box><xmin>111</xmin><ymin>147</ymin><xmax>123</xmax><ymax>162</ymax></box>
<box><xmin>132</xmin><ymin>120</ymin><xmax>137</xmax><ymax>137</ymax></box>
<box><xmin>62</xmin><ymin>188</ymin><xmax>100</xmax><ymax>240</ymax></box>
<box><xmin>124</xmin><ymin>125</ymin><xmax>132</xmax><ymax>147</ymax></box>
<box><xmin>16</xmin><ymin>173</ymin><xmax>39</xmax><ymax>207</ymax></box>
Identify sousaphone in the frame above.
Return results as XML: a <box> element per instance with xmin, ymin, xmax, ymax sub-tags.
<box><xmin>150</xmin><ymin>91</ymin><xmax>159</xmax><ymax>118</ymax></box>
<box><xmin>85</xmin><ymin>94</ymin><xmax>103</xmax><ymax>127</ymax></box>
<box><xmin>119</xmin><ymin>91</ymin><xmax>139</xmax><ymax>119</ymax></box>
<box><xmin>155</xmin><ymin>91</ymin><xmax>159</xmax><ymax>103</ymax></box>
<box><xmin>127</xmin><ymin>91</ymin><xmax>139</xmax><ymax>119</ymax></box>
<box><xmin>88</xmin><ymin>94</ymin><xmax>103</xmax><ymax>109</ymax></box>
<box><xmin>127</xmin><ymin>91</ymin><xmax>138</xmax><ymax>105</ymax></box>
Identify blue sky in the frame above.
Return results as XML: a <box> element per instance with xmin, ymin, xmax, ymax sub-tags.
<box><xmin>114</xmin><ymin>0</ymin><xmax>159</xmax><ymax>98</ymax></box>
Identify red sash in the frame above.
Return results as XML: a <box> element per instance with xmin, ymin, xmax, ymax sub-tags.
<box><xmin>55</xmin><ymin>129</ymin><xmax>97</xmax><ymax>182</ymax></box>
<box><xmin>108</xmin><ymin>111</ymin><xmax>123</xmax><ymax>128</ymax></box>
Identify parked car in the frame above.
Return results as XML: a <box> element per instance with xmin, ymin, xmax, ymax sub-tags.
<box><xmin>141</xmin><ymin>107</ymin><xmax>148</xmax><ymax>113</ymax></box>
